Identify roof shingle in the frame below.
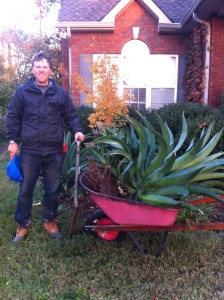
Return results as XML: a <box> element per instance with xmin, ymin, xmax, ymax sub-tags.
<box><xmin>153</xmin><ymin>0</ymin><xmax>196</xmax><ymax>23</ymax></box>
<box><xmin>58</xmin><ymin>0</ymin><xmax>197</xmax><ymax>24</ymax></box>
<box><xmin>58</xmin><ymin>0</ymin><xmax>121</xmax><ymax>22</ymax></box>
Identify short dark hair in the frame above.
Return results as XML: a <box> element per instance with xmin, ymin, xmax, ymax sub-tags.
<box><xmin>32</xmin><ymin>51</ymin><xmax>53</xmax><ymax>69</ymax></box>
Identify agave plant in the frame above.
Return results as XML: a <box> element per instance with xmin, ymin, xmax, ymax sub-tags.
<box><xmin>86</xmin><ymin>111</ymin><xmax>224</xmax><ymax>212</ymax></box>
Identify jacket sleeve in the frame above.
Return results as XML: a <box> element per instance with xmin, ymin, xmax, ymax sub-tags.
<box><xmin>6</xmin><ymin>87</ymin><xmax>24</xmax><ymax>142</ymax></box>
<box><xmin>62</xmin><ymin>92</ymin><xmax>84</xmax><ymax>135</ymax></box>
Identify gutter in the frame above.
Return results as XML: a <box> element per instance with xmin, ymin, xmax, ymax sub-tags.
<box><xmin>158</xmin><ymin>0</ymin><xmax>204</xmax><ymax>33</ymax></box>
<box><xmin>66</xmin><ymin>26</ymin><xmax>72</xmax><ymax>98</ymax></box>
<box><xmin>56</xmin><ymin>21</ymin><xmax>114</xmax><ymax>32</ymax></box>
<box><xmin>192</xmin><ymin>13</ymin><xmax>211</xmax><ymax>105</ymax></box>
<box><xmin>158</xmin><ymin>23</ymin><xmax>182</xmax><ymax>33</ymax></box>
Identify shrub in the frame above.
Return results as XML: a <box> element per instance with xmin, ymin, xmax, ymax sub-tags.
<box><xmin>142</xmin><ymin>103</ymin><xmax>224</xmax><ymax>154</ymax></box>
<box><xmin>76</xmin><ymin>105</ymin><xmax>94</xmax><ymax>135</ymax></box>
<box><xmin>0</xmin><ymin>111</ymin><xmax>7</xmax><ymax>143</ymax></box>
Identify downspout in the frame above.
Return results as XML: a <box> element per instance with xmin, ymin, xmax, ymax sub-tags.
<box><xmin>66</xmin><ymin>26</ymin><xmax>72</xmax><ymax>99</ymax></box>
<box><xmin>193</xmin><ymin>13</ymin><xmax>211</xmax><ymax>105</ymax></box>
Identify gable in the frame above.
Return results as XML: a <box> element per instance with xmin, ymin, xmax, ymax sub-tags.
<box><xmin>102</xmin><ymin>0</ymin><xmax>172</xmax><ymax>23</ymax></box>
<box><xmin>56</xmin><ymin>0</ymin><xmax>188</xmax><ymax>32</ymax></box>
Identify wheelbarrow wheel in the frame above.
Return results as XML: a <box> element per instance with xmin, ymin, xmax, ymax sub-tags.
<box><xmin>84</xmin><ymin>209</ymin><xmax>127</xmax><ymax>242</ymax></box>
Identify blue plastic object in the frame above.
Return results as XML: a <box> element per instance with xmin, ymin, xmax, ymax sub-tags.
<box><xmin>6</xmin><ymin>155</ymin><xmax>23</xmax><ymax>182</ymax></box>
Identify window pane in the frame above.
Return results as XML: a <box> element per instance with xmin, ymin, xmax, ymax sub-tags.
<box><xmin>151</xmin><ymin>88</ymin><xmax>174</xmax><ymax>109</ymax></box>
<box><xmin>150</xmin><ymin>56</ymin><xmax>176</xmax><ymax>87</ymax></box>
<box><xmin>124</xmin><ymin>88</ymin><xmax>146</xmax><ymax>110</ymax></box>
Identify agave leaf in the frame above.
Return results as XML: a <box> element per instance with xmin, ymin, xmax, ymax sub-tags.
<box><xmin>170</xmin><ymin>112</ymin><xmax>188</xmax><ymax>154</ymax></box>
<box><xmin>185</xmin><ymin>138</ymin><xmax>195</xmax><ymax>152</ymax></box>
<box><xmin>132</xmin><ymin>110</ymin><xmax>167</xmax><ymax>173</ymax></box>
<box><xmin>187</xmin><ymin>183</ymin><xmax>224</xmax><ymax>203</ymax></box>
<box><xmin>200</xmin><ymin>180</ymin><xmax>224</xmax><ymax>187</ymax></box>
<box><xmin>146</xmin><ymin>185</ymin><xmax>189</xmax><ymax>197</ymax></box>
<box><xmin>141</xmin><ymin>152</ymin><xmax>176</xmax><ymax>189</ymax></box>
<box><xmin>179</xmin><ymin>202</ymin><xmax>201</xmax><ymax>213</ymax></box>
<box><xmin>93</xmin><ymin>135</ymin><xmax>131</xmax><ymax>154</ymax></box>
<box><xmin>123</xmin><ymin>115</ymin><xmax>149</xmax><ymax>178</ymax></box>
<box><xmin>106</xmin><ymin>149</ymin><xmax>132</xmax><ymax>161</ymax></box>
<box><xmin>199</xmin><ymin>158</ymin><xmax>224</xmax><ymax>172</ymax></box>
<box><xmin>179</xmin><ymin>129</ymin><xmax>224</xmax><ymax>169</ymax></box>
<box><xmin>155</xmin><ymin>113</ymin><xmax>174</xmax><ymax>152</ymax></box>
<box><xmin>127</xmin><ymin>161</ymin><xmax>138</xmax><ymax>182</ymax></box>
<box><xmin>165</xmin><ymin>122</ymin><xmax>174</xmax><ymax>152</ymax></box>
<box><xmin>151</xmin><ymin>165</ymin><xmax>204</xmax><ymax>188</ymax></box>
<box><xmin>210</xmin><ymin>188</ymin><xmax>224</xmax><ymax>196</ymax></box>
<box><xmin>201</xmin><ymin>121</ymin><xmax>215</xmax><ymax>148</ymax></box>
<box><xmin>191</xmin><ymin>172</ymin><xmax>224</xmax><ymax>182</ymax></box>
<box><xmin>121</xmin><ymin>161</ymin><xmax>135</xmax><ymax>176</ymax></box>
<box><xmin>171</xmin><ymin>130</ymin><xmax>206</xmax><ymax>171</ymax></box>
<box><xmin>203</xmin><ymin>152</ymin><xmax>224</xmax><ymax>162</ymax></box>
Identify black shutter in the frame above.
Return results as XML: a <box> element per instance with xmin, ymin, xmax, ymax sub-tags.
<box><xmin>79</xmin><ymin>54</ymin><xmax>93</xmax><ymax>105</ymax></box>
<box><xmin>177</xmin><ymin>55</ymin><xmax>186</xmax><ymax>104</ymax></box>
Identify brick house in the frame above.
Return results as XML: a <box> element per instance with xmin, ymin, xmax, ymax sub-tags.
<box><xmin>56</xmin><ymin>0</ymin><xmax>224</xmax><ymax>109</ymax></box>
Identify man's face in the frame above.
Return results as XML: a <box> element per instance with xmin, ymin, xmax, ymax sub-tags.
<box><xmin>32</xmin><ymin>59</ymin><xmax>52</xmax><ymax>86</ymax></box>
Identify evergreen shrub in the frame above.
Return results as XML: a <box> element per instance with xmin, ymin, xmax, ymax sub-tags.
<box><xmin>76</xmin><ymin>105</ymin><xmax>94</xmax><ymax>135</ymax></box>
<box><xmin>137</xmin><ymin>103</ymin><xmax>224</xmax><ymax>154</ymax></box>
<box><xmin>0</xmin><ymin>112</ymin><xmax>7</xmax><ymax>143</ymax></box>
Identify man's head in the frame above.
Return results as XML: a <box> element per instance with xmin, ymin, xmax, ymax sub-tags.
<box><xmin>32</xmin><ymin>52</ymin><xmax>53</xmax><ymax>86</ymax></box>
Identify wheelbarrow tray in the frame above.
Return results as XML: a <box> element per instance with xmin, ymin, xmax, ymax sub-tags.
<box><xmin>77</xmin><ymin>174</ymin><xmax>224</xmax><ymax>256</ymax></box>
<box><xmin>79</xmin><ymin>173</ymin><xmax>179</xmax><ymax>226</ymax></box>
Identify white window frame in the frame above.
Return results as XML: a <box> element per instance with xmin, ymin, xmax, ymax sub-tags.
<box><xmin>93</xmin><ymin>53</ymin><xmax>179</xmax><ymax>110</ymax></box>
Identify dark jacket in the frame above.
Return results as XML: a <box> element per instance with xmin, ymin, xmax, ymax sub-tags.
<box><xmin>7</xmin><ymin>77</ymin><xmax>84</xmax><ymax>155</ymax></box>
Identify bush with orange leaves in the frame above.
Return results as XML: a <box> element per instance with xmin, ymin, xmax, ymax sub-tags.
<box><xmin>73</xmin><ymin>55</ymin><xmax>128</xmax><ymax>128</ymax></box>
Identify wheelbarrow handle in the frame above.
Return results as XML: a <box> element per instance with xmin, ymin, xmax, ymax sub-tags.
<box><xmin>73</xmin><ymin>139</ymin><xmax>81</xmax><ymax>207</ymax></box>
<box><xmin>69</xmin><ymin>139</ymin><xmax>81</xmax><ymax>238</ymax></box>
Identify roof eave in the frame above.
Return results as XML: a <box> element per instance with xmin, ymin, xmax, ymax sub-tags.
<box><xmin>55</xmin><ymin>21</ymin><xmax>115</xmax><ymax>32</ymax></box>
<box><xmin>158</xmin><ymin>23</ymin><xmax>183</xmax><ymax>34</ymax></box>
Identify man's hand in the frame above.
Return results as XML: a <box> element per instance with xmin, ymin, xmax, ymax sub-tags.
<box><xmin>8</xmin><ymin>143</ymin><xmax>19</xmax><ymax>160</ymax></box>
<box><xmin>74</xmin><ymin>132</ymin><xmax>85</xmax><ymax>143</ymax></box>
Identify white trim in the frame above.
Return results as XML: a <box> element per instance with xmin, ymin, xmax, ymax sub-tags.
<box><xmin>143</xmin><ymin>0</ymin><xmax>172</xmax><ymax>23</ymax></box>
<box><xmin>102</xmin><ymin>0</ymin><xmax>131</xmax><ymax>22</ymax></box>
<box><xmin>102</xmin><ymin>0</ymin><xmax>171</xmax><ymax>24</ymax></box>
<box><xmin>56</xmin><ymin>21</ymin><xmax>114</xmax><ymax>31</ymax></box>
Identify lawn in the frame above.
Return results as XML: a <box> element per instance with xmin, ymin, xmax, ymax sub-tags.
<box><xmin>0</xmin><ymin>150</ymin><xmax>224</xmax><ymax>300</ymax></box>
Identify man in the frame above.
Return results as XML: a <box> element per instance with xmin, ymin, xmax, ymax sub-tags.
<box><xmin>7</xmin><ymin>51</ymin><xmax>85</xmax><ymax>243</ymax></box>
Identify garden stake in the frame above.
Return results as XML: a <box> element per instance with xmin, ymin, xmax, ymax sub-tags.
<box><xmin>69</xmin><ymin>139</ymin><xmax>81</xmax><ymax>238</ymax></box>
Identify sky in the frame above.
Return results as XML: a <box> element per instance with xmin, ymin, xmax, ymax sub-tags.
<box><xmin>0</xmin><ymin>0</ymin><xmax>60</xmax><ymax>35</ymax></box>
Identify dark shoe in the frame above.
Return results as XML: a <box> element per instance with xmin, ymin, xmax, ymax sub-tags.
<box><xmin>44</xmin><ymin>221</ymin><xmax>61</xmax><ymax>239</ymax></box>
<box><xmin>12</xmin><ymin>226</ymin><xmax>30</xmax><ymax>243</ymax></box>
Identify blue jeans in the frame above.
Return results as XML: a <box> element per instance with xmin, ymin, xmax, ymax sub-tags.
<box><xmin>15</xmin><ymin>151</ymin><xmax>64</xmax><ymax>227</ymax></box>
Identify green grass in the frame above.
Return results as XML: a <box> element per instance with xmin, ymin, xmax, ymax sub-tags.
<box><xmin>0</xmin><ymin>151</ymin><xmax>224</xmax><ymax>300</ymax></box>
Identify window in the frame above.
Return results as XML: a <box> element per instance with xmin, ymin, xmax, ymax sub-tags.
<box><xmin>149</xmin><ymin>55</ymin><xmax>178</xmax><ymax>108</ymax></box>
<box><xmin>92</xmin><ymin>47</ymin><xmax>178</xmax><ymax>110</ymax></box>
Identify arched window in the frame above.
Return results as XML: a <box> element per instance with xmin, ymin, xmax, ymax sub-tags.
<box><xmin>90</xmin><ymin>40</ymin><xmax>178</xmax><ymax>110</ymax></box>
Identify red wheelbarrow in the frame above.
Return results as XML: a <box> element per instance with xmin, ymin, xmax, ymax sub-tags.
<box><xmin>69</xmin><ymin>171</ymin><xmax>224</xmax><ymax>257</ymax></box>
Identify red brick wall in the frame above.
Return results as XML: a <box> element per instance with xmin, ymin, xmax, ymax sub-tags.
<box><xmin>208</xmin><ymin>18</ymin><xmax>224</xmax><ymax>107</ymax></box>
<box><xmin>62</xmin><ymin>1</ymin><xmax>188</xmax><ymax>105</ymax></box>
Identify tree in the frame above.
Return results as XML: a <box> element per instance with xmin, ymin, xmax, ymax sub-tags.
<box><xmin>12</xmin><ymin>31</ymin><xmax>62</xmax><ymax>85</ymax></box>
<box><xmin>0</xmin><ymin>29</ymin><xmax>62</xmax><ymax>110</ymax></box>
<box><xmin>0</xmin><ymin>54</ymin><xmax>17</xmax><ymax>111</ymax></box>
<box><xmin>35</xmin><ymin>0</ymin><xmax>62</xmax><ymax>37</ymax></box>
<box><xmin>74</xmin><ymin>55</ymin><xmax>128</xmax><ymax>128</ymax></box>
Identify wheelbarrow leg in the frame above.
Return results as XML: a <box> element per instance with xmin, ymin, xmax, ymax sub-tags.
<box><xmin>128</xmin><ymin>232</ymin><xmax>145</xmax><ymax>256</ymax></box>
<box><xmin>155</xmin><ymin>231</ymin><xmax>170</xmax><ymax>257</ymax></box>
